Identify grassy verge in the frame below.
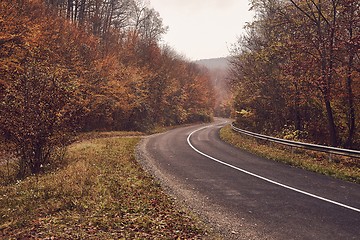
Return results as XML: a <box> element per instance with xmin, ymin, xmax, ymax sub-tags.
<box><xmin>220</xmin><ymin>125</ymin><xmax>360</xmax><ymax>183</ymax></box>
<box><xmin>0</xmin><ymin>134</ymin><xmax>213</xmax><ymax>239</ymax></box>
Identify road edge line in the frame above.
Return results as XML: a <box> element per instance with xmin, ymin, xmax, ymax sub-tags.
<box><xmin>187</xmin><ymin>124</ymin><xmax>360</xmax><ymax>213</ymax></box>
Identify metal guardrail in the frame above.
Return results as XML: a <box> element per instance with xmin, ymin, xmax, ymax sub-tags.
<box><xmin>231</xmin><ymin>123</ymin><xmax>360</xmax><ymax>159</ymax></box>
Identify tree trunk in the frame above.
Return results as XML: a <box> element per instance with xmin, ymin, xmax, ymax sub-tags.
<box><xmin>344</xmin><ymin>1</ymin><xmax>356</xmax><ymax>148</ymax></box>
<box><xmin>324</xmin><ymin>97</ymin><xmax>338</xmax><ymax>146</ymax></box>
<box><xmin>345</xmin><ymin>53</ymin><xmax>356</xmax><ymax>148</ymax></box>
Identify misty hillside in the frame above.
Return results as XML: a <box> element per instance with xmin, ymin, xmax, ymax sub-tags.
<box><xmin>194</xmin><ymin>57</ymin><xmax>230</xmax><ymax>87</ymax></box>
<box><xmin>195</xmin><ymin>57</ymin><xmax>232</xmax><ymax>117</ymax></box>
<box><xmin>194</xmin><ymin>57</ymin><xmax>230</xmax><ymax>70</ymax></box>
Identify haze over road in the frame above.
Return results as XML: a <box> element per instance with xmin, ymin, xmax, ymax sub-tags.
<box><xmin>138</xmin><ymin>118</ymin><xmax>360</xmax><ymax>239</ymax></box>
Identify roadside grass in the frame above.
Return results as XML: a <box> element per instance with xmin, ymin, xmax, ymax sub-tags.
<box><xmin>147</xmin><ymin>122</ymin><xmax>202</xmax><ymax>135</ymax></box>
<box><xmin>74</xmin><ymin>131</ymin><xmax>145</xmax><ymax>142</ymax></box>
<box><xmin>220</xmin><ymin>125</ymin><xmax>360</xmax><ymax>183</ymax></box>
<box><xmin>0</xmin><ymin>133</ymin><xmax>213</xmax><ymax>239</ymax></box>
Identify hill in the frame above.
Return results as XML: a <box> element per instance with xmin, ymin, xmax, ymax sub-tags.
<box><xmin>194</xmin><ymin>57</ymin><xmax>230</xmax><ymax>70</ymax></box>
<box><xmin>194</xmin><ymin>57</ymin><xmax>232</xmax><ymax>117</ymax></box>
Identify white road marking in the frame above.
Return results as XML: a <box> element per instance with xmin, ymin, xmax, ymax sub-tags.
<box><xmin>187</xmin><ymin>124</ymin><xmax>360</xmax><ymax>213</ymax></box>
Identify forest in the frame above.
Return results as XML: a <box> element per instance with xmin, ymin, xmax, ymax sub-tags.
<box><xmin>230</xmin><ymin>0</ymin><xmax>360</xmax><ymax>149</ymax></box>
<box><xmin>0</xmin><ymin>0</ymin><xmax>215</xmax><ymax>178</ymax></box>
<box><xmin>2</xmin><ymin>0</ymin><xmax>359</xmax><ymax>180</ymax></box>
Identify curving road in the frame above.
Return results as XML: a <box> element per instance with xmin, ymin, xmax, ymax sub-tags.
<box><xmin>137</xmin><ymin>118</ymin><xmax>360</xmax><ymax>239</ymax></box>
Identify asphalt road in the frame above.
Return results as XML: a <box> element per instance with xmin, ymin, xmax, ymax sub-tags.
<box><xmin>137</xmin><ymin>118</ymin><xmax>360</xmax><ymax>239</ymax></box>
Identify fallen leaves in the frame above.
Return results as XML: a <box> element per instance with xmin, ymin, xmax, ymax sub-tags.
<box><xmin>0</xmin><ymin>136</ymin><xmax>211</xmax><ymax>239</ymax></box>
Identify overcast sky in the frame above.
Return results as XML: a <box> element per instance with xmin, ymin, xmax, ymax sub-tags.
<box><xmin>149</xmin><ymin>0</ymin><xmax>254</xmax><ymax>60</ymax></box>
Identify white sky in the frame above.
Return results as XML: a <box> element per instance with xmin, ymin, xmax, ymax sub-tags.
<box><xmin>149</xmin><ymin>0</ymin><xmax>254</xmax><ymax>60</ymax></box>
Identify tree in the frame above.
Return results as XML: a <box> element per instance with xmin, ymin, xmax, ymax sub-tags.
<box><xmin>230</xmin><ymin>0</ymin><xmax>360</xmax><ymax>148</ymax></box>
<box><xmin>0</xmin><ymin>60</ymin><xmax>84</xmax><ymax>177</ymax></box>
<box><xmin>0</xmin><ymin>0</ymin><xmax>86</xmax><ymax>177</ymax></box>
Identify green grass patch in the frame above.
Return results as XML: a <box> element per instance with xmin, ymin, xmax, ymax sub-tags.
<box><xmin>0</xmin><ymin>135</ymin><xmax>213</xmax><ymax>239</ymax></box>
<box><xmin>220</xmin><ymin>125</ymin><xmax>360</xmax><ymax>183</ymax></box>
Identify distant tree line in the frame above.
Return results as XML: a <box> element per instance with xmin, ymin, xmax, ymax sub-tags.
<box><xmin>230</xmin><ymin>0</ymin><xmax>359</xmax><ymax>148</ymax></box>
<box><xmin>0</xmin><ymin>0</ymin><xmax>214</xmax><ymax>178</ymax></box>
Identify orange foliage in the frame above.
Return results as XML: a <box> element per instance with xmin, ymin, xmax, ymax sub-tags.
<box><xmin>0</xmin><ymin>0</ymin><xmax>215</xmax><ymax>176</ymax></box>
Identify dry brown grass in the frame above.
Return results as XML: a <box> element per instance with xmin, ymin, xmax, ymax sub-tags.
<box><xmin>0</xmin><ymin>134</ymin><xmax>215</xmax><ymax>239</ymax></box>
